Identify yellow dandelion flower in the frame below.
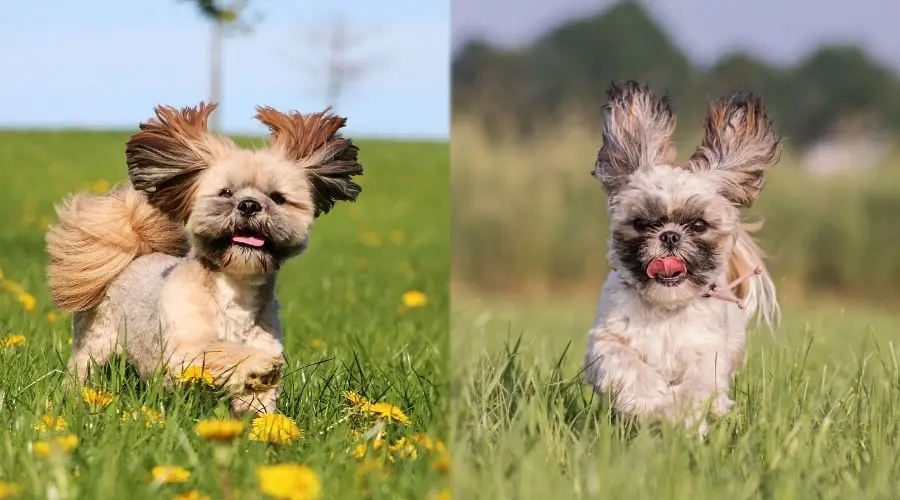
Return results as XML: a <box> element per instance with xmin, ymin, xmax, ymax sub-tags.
<box><xmin>90</xmin><ymin>179</ymin><xmax>111</xmax><ymax>193</ymax></box>
<box><xmin>371</xmin><ymin>431</ymin><xmax>385</xmax><ymax>451</ymax></box>
<box><xmin>123</xmin><ymin>406</ymin><xmax>164</xmax><ymax>427</ymax></box>
<box><xmin>81</xmin><ymin>387</ymin><xmax>114</xmax><ymax>408</ymax></box>
<box><xmin>195</xmin><ymin>419</ymin><xmax>244</xmax><ymax>441</ymax></box>
<box><xmin>33</xmin><ymin>434</ymin><xmax>79</xmax><ymax>457</ymax></box>
<box><xmin>17</xmin><ymin>293</ymin><xmax>36</xmax><ymax>312</ymax></box>
<box><xmin>0</xmin><ymin>481</ymin><xmax>20</xmax><ymax>499</ymax></box>
<box><xmin>357</xmin><ymin>230</ymin><xmax>382</xmax><ymax>247</ymax></box>
<box><xmin>1</xmin><ymin>280</ymin><xmax>24</xmax><ymax>294</ymax></box>
<box><xmin>309</xmin><ymin>339</ymin><xmax>325</xmax><ymax>349</ymax></box>
<box><xmin>350</xmin><ymin>442</ymin><xmax>368</xmax><ymax>459</ymax></box>
<box><xmin>177</xmin><ymin>366</ymin><xmax>215</xmax><ymax>386</ymax></box>
<box><xmin>256</xmin><ymin>463</ymin><xmax>321</xmax><ymax>500</ymax></box>
<box><xmin>433</xmin><ymin>489</ymin><xmax>452</xmax><ymax>500</ymax></box>
<box><xmin>343</xmin><ymin>391</ymin><xmax>370</xmax><ymax>408</ymax></box>
<box><xmin>366</xmin><ymin>401</ymin><xmax>412</xmax><ymax>425</ymax></box>
<box><xmin>413</xmin><ymin>432</ymin><xmax>437</xmax><ymax>450</ymax></box>
<box><xmin>46</xmin><ymin>312</ymin><xmax>59</xmax><ymax>324</ymax></box>
<box><xmin>141</xmin><ymin>406</ymin><xmax>165</xmax><ymax>427</ymax></box>
<box><xmin>401</xmin><ymin>290</ymin><xmax>427</xmax><ymax>308</ymax></box>
<box><xmin>34</xmin><ymin>414</ymin><xmax>67</xmax><ymax>433</ymax></box>
<box><xmin>432</xmin><ymin>449</ymin><xmax>450</xmax><ymax>473</ymax></box>
<box><xmin>174</xmin><ymin>490</ymin><xmax>210</xmax><ymax>500</ymax></box>
<box><xmin>151</xmin><ymin>466</ymin><xmax>191</xmax><ymax>484</ymax></box>
<box><xmin>2</xmin><ymin>335</ymin><xmax>26</xmax><ymax>348</ymax></box>
<box><xmin>249</xmin><ymin>414</ymin><xmax>303</xmax><ymax>445</ymax></box>
<box><xmin>388</xmin><ymin>437</ymin><xmax>418</xmax><ymax>460</ymax></box>
<box><xmin>67</xmin><ymin>337</ymin><xmax>73</xmax><ymax>345</ymax></box>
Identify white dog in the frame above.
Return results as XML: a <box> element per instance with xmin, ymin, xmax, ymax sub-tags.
<box><xmin>582</xmin><ymin>81</ymin><xmax>780</xmax><ymax>435</ymax></box>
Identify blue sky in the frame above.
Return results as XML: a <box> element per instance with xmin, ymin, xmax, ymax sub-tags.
<box><xmin>1</xmin><ymin>0</ymin><xmax>450</xmax><ymax>139</ymax></box>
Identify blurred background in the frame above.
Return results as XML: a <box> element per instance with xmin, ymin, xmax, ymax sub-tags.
<box><xmin>451</xmin><ymin>0</ymin><xmax>900</xmax><ymax>308</ymax></box>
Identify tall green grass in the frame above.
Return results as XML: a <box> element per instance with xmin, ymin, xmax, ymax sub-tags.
<box><xmin>451</xmin><ymin>297</ymin><xmax>900</xmax><ymax>499</ymax></box>
<box><xmin>0</xmin><ymin>130</ymin><xmax>449</xmax><ymax>499</ymax></box>
<box><xmin>452</xmin><ymin>117</ymin><xmax>900</xmax><ymax>304</ymax></box>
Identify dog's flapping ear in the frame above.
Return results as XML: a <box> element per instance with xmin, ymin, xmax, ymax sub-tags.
<box><xmin>682</xmin><ymin>93</ymin><xmax>781</xmax><ymax>208</ymax></box>
<box><xmin>592</xmin><ymin>81</ymin><xmax>677</xmax><ymax>198</ymax></box>
<box><xmin>126</xmin><ymin>102</ymin><xmax>232</xmax><ymax>222</ymax></box>
<box><xmin>255</xmin><ymin>106</ymin><xmax>363</xmax><ymax>217</ymax></box>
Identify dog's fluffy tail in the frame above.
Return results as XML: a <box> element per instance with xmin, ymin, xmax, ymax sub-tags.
<box><xmin>46</xmin><ymin>183</ymin><xmax>186</xmax><ymax>313</ymax></box>
<box><xmin>729</xmin><ymin>220</ymin><xmax>780</xmax><ymax>332</ymax></box>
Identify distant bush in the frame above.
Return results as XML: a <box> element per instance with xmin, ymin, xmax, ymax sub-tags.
<box><xmin>452</xmin><ymin>117</ymin><xmax>900</xmax><ymax>305</ymax></box>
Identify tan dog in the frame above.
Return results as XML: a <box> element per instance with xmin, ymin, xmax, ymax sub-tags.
<box><xmin>46</xmin><ymin>103</ymin><xmax>363</xmax><ymax>415</ymax></box>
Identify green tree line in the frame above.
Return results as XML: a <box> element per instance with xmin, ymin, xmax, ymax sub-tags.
<box><xmin>452</xmin><ymin>1</ymin><xmax>900</xmax><ymax>148</ymax></box>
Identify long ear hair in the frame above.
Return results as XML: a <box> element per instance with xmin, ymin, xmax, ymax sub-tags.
<box><xmin>681</xmin><ymin>93</ymin><xmax>782</xmax><ymax>208</ymax></box>
<box><xmin>592</xmin><ymin>81</ymin><xmax>678</xmax><ymax>199</ymax></box>
<box><xmin>125</xmin><ymin>102</ymin><xmax>234</xmax><ymax>222</ymax></box>
<box><xmin>255</xmin><ymin>106</ymin><xmax>364</xmax><ymax>217</ymax></box>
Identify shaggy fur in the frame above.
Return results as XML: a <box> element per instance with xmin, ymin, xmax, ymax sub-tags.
<box><xmin>583</xmin><ymin>82</ymin><xmax>781</xmax><ymax>436</ymax></box>
<box><xmin>46</xmin><ymin>103</ymin><xmax>363</xmax><ymax>415</ymax></box>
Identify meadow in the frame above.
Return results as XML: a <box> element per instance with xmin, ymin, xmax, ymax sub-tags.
<box><xmin>0</xmin><ymin>130</ymin><xmax>449</xmax><ymax>499</ymax></box>
<box><xmin>451</xmin><ymin>298</ymin><xmax>900</xmax><ymax>499</ymax></box>
<box><xmin>451</xmin><ymin>117</ymin><xmax>900</xmax><ymax>498</ymax></box>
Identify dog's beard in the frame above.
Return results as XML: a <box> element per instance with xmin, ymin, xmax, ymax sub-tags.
<box><xmin>191</xmin><ymin>217</ymin><xmax>307</xmax><ymax>277</ymax></box>
<box><xmin>609</xmin><ymin>209</ymin><xmax>729</xmax><ymax>308</ymax></box>
<box><xmin>610</xmin><ymin>239</ymin><xmax>722</xmax><ymax>307</ymax></box>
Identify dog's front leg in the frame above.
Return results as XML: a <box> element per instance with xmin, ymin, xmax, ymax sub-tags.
<box><xmin>231</xmin><ymin>384</ymin><xmax>280</xmax><ymax>416</ymax></box>
<box><xmin>165</xmin><ymin>335</ymin><xmax>283</xmax><ymax>397</ymax></box>
<box><xmin>671</xmin><ymin>348</ymin><xmax>735</xmax><ymax>420</ymax></box>
<box><xmin>584</xmin><ymin>329</ymin><xmax>676</xmax><ymax>418</ymax></box>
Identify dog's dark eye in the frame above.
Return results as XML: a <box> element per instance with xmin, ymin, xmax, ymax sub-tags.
<box><xmin>218</xmin><ymin>188</ymin><xmax>233</xmax><ymax>198</ymax></box>
<box><xmin>270</xmin><ymin>192</ymin><xmax>286</xmax><ymax>205</ymax></box>
<box><xmin>632</xmin><ymin>219</ymin><xmax>651</xmax><ymax>232</ymax></box>
<box><xmin>690</xmin><ymin>219</ymin><xmax>709</xmax><ymax>233</ymax></box>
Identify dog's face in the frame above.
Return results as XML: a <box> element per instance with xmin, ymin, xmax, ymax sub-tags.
<box><xmin>186</xmin><ymin>150</ymin><xmax>316</xmax><ymax>276</ymax></box>
<box><xmin>607</xmin><ymin>166</ymin><xmax>740</xmax><ymax>304</ymax></box>
<box><xmin>593</xmin><ymin>82</ymin><xmax>780</xmax><ymax>306</ymax></box>
<box><xmin>124</xmin><ymin>103</ymin><xmax>363</xmax><ymax>278</ymax></box>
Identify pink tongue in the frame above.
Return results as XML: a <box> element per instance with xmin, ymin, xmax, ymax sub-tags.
<box><xmin>647</xmin><ymin>257</ymin><xmax>687</xmax><ymax>278</ymax></box>
<box><xmin>232</xmin><ymin>235</ymin><xmax>265</xmax><ymax>247</ymax></box>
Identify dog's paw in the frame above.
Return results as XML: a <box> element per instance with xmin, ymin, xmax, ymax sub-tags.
<box><xmin>244</xmin><ymin>360</ymin><xmax>283</xmax><ymax>393</ymax></box>
<box><xmin>710</xmin><ymin>393</ymin><xmax>734</xmax><ymax>417</ymax></box>
<box><xmin>217</xmin><ymin>352</ymin><xmax>283</xmax><ymax>395</ymax></box>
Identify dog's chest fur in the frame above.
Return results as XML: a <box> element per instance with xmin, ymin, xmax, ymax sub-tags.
<box><xmin>213</xmin><ymin>275</ymin><xmax>279</xmax><ymax>347</ymax></box>
<box><xmin>592</xmin><ymin>271</ymin><xmax>743</xmax><ymax>382</ymax></box>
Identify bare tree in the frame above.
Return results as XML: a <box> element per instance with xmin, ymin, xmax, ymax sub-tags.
<box><xmin>293</xmin><ymin>14</ymin><xmax>385</xmax><ymax>111</ymax></box>
<box><xmin>180</xmin><ymin>0</ymin><xmax>259</xmax><ymax>131</ymax></box>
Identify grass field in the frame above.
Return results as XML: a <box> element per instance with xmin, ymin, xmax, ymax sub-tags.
<box><xmin>0</xmin><ymin>130</ymin><xmax>449</xmax><ymax>499</ymax></box>
<box><xmin>450</xmin><ymin>115</ymin><xmax>900</xmax><ymax>498</ymax></box>
<box><xmin>451</xmin><ymin>295</ymin><xmax>900</xmax><ymax>499</ymax></box>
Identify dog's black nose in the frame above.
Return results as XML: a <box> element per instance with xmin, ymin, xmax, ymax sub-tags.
<box><xmin>237</xmin><ymin>198</ymin><xmax>262</xmax><ymax>216</ymax></box>
<box><xmin>659</xmin><ymin>231</ymin><xmax>681</xmax><ymax>248</ymax></box>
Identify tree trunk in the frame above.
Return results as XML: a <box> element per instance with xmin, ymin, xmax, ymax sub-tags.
<box><xmin>209</xmin><ymin>20</ymin><xmax>223</xmax><ymax>132</ymax></box>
